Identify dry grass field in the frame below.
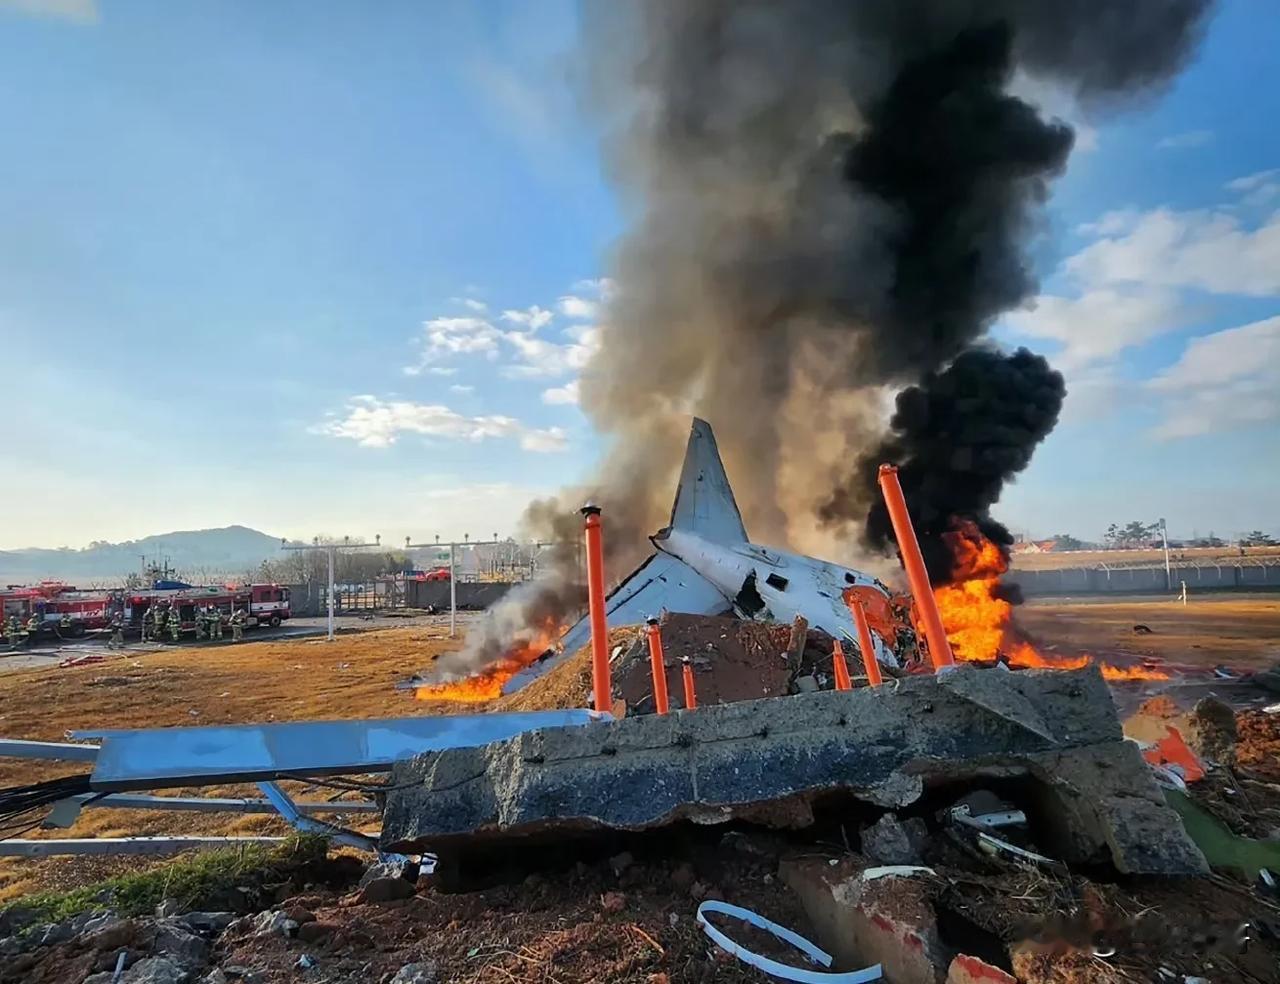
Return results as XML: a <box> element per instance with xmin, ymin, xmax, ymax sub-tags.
<box><xmin>0</xmin><ymin>595</ymin><xmax>1277</xmax><ymax>902</ymax></box>
<box><xmin>1017</xmin><ymin>595</ymin><xmax>1280</xmax><ymax>672</ymax></box>
<box><xmin>0</xmin><ymin>626</ymin><xmax>463</xmax><ymax>902</ymax></box>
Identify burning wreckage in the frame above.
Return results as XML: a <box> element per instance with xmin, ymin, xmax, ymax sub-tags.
<box><xmin>0</xmin><ymin>419</ymin><xmax>1220</xmax><ymax>870</ymax></box>
<box><xmin>1</xmin><ymin>417</ymin><xmax>1276</xmax><ymax>980</ymax></box>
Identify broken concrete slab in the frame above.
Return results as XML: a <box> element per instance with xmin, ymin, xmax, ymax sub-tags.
<box><xmin>946</xmin><ymin>954</ymin><xmax>1016</xmax><ymax>984</ymax></box>
<box><xmin>781</xmin><ymin>858</ymin><xmax>947</xmax><ymax>983</ymax></box>
<box><xmin>382</xmin><ymin>666</ymin><xmax>1206</xmax><ymax>875</ymax></box>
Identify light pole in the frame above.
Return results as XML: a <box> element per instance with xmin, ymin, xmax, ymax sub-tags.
<box><xmin>1159</xmin><ymin>518</ymin><xmax>1172</xmax><ymax>592</ymax></box>
<box><xmin>280</xmin><ymin>534</ymin><xmax>380</xmax><ymax>641</ymax></box>
<box><xmin>405</xmin><ymin>535</ymin><xmax>472</xmax><ymax>638</ymax></box>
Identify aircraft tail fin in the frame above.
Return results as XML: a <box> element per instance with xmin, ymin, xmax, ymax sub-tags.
<box><xmin>659</xmin><ymin>417</ymin><xmax>749</xmax><ymax>545</ymax></box>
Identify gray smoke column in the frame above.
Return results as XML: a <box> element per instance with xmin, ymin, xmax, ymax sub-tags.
<box><xmin>578</xmin><ymin>0</ymin><xmax>1209</xmax><ymax>557</ymax></box>
<box><xmin>455</xmin><ymin>0</ymin><xmax>1211</xmax><ymax>674</ymax></box>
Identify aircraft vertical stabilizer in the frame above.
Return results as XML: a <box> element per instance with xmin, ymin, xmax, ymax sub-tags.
<box><xmin>661</xmin><ymin>417</ymin><xmax>749</xmax><ymax>545</ymax></box>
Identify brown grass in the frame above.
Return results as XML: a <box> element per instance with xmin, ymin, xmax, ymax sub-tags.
<box><xmin>1017</xmin><ymin>596</ymin><xmax>1280</xmax><ymax>671</ymax></box>
<box><xmin>0</xmin><ymin>626</ymin><xmax>462</xmax><ymax>902</ymax></box>
<box><xmin>3</xmin><ymin>596</ymin><xmax>1279</xmax><ymax>904</ymax></box>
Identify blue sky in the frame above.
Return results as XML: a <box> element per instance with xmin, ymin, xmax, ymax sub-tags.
<box><xmin>0</xmin><ymin>0</ymin><xmax>1276</xmax><ymax>551</ymax></box>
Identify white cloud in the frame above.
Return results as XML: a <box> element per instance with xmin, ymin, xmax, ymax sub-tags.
<box><xmin>1057</xmin><ymin>365</ymin><xmax>1129</xmax><ymax>425</ymax></box>
<box><xmin>423</xmin><ymin>367</ymin><xmax>458</xmax><ymax>377</ymax></box>
<box><xmin>317</xmin><ymin>397</ymin><xmax>568</xmax><ymax>452</ymax></box>
<box><xmin>1005</xmin><ymin>287</ymin><xmax>1184</xmax><ymax>369</ymax></box>
<box><xmin>541</xmin><ymin>380</ymin><xmax>580</xmax><ymax>405</ymax></box>
<box><xmin>449</xmin><ymin>384</ymin><xmax>474</xmax><ymax>394</ymax></box>
<box><xmin>503</xmin><ymin>327</ymin><xmax>598</xmax><ymax>378</ymax></box>
<box><xmin>451</xmin><ymin>296</ymin><xmax>489</xmax><ymax>313</ymax></box>
<box><xmin>1066</xmin><ymin>207</ymin><xmax>1280</xmax><ymax>297</ymax></box>
<box><xmin>0</xmin><ymin>0</ymin><xmax>97</xmax><ymax>23</ymax></box>
<box><xmin>1156</xmin><ymin>129</ymin><xmax>1214</xmax><ymax>150</ymax></box>
<box><xmin>500</xmin><ymin>305</ymin><xmax>553</xmax><ymax>331</ymax></box>
<box><xmin>1075</xmin><ymin>209</ymin><xmax>1140</xmax><ymax>237</ymax></box>
<box><xmin>520</xmin><ymin>427</ymin><xmax>569</xmax><ymax>453</ymax></box>
<box><xmin>1147</xmin><ymin>316</ymin><xmax>1280</xmax><ymax>439</ymax></box>
<box><xmin>1226</xmin><ymin>169</ymin><xmax>1280</xmax><ymax>193</ymax></box>
<box><xmin>572</xmin><ymin>277</ymin><xmax>615</xmax><ymax>297</ymax></box>
<box><xmin>557</xmin><ymin>294</ymin><xmax>598</xmax><ymax>320</ymax></box>
<box><xmin>1225</xmin><ymin>168</ymin><xmax>1280</xmax><ymax>209</ymax></box>
<box><xmin>404</xmin><ymin>316</ymin><xmax>501</xmax><ymax>374</ymax></box>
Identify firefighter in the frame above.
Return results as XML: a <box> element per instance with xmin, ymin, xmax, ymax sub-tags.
<box><xmin>169</xmin><ymin>608</ymin><xmax>183</xmax><ymax>642</ymax></box>
<box><xmin>5</xmin><ymin>616</ymin><xmax>20</xmax><ymax>648</ymax></box>
<box><xmin>210</xmin><ymin>607</ymin><xmax>223</xmax><ymax>641</ymax></box>
<box><xmin>141</xmin><ymin>607</ymin><xmax>154</xmax><ymax>643</ymax></box>
<box><xmin>108</xmin><ymin>613</ymin><xmax>124</xmax><ymax>650</ymax></box>
<box><xmin>194</xmin><ymin>607</ymin><xmax>207</xmax><ymax>641</ymax></box>
<box><xmin>153</xmin><ymin>605</ymin><xmax>167</xmax><ymax>639</ymax></box>
<box><xmin>58</xmin><ymin>612</ymin><xmax>72</xmax><ymax>636</ymax></box>
<box><xmin>26</xmin><ymin>612</ymin><xmax>41</xmax><ymax>642</ymax></box>
<box><xmin>230</xmin><ymin>608</ymin><xmax>246</xmax><ymax>643</ymax></box>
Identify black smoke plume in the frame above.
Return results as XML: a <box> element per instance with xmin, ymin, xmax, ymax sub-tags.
<box><xmin>851</xmin><ymin>347</ymin><xmax>1066</xmax><ymax>583</ymax></box>
<box><xmin>455</xmin><ymin>0</ymin><xmax>1211</xmax><ymax>675</ymax></box>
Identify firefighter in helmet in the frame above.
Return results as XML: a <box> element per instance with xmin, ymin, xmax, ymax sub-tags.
<box><xmin>169</xmin><ymin>607</ymin><xmax>183</xmax><ymax>642</ymax></box>
<box><xmin>153</xmin><ymin>604</ymin><xmax>167</xmax><ymax>640</ymax></box>
<box><xmin>230</xmin><ymin>608</ymin><xmax>246</xmax><ymax>643</ymax></box>
<box><xmin>194</xmin><ymin>606</ymin><xmax>207</xmax><ymax>641</ymax></box>
<box><xmin>209</xmin><ymin>606</ymin><xmax>223</xmax><ymax>641</ymax></box>
<box><xmin>25</xmin><ymin>611</ymin><xmax>41</xmax><ymax>642</ymax></box>
<box><xmin>141</xmin><ymin>606</ymin><xmax>154</xmax><ymax>643</ymax></box>
<box><xmin>5</xmin><ymin>615</ymin><xmax>20</xmax><ymax>648</ymax></box>
<box><xmin>108</xmin><ymin>612</ymin><xmax>124</xmax><ymax>650</ymax></box>
<box><xmin>58</xmin><ymin>612</ymin><xmax>72</xmax><ymax>637</ymax></box>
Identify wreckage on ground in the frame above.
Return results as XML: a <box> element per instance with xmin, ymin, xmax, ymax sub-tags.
<box><xmin>504</xmin><ymin>417</ymin><xmax>902</xmax><ymax>695</ymax></box>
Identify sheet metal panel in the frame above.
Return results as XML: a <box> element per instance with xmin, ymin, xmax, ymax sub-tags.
<box><xmin>77</xmin><ymin>709</ymin><xmax>600</xmax><ymax>791</ymax></box>
<box><xmin>0</xmin><ymin>738</ymin><xmax>100</xmax><ymax>763</ymax></box>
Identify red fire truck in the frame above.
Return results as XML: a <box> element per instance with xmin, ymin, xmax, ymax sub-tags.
<box><xmin>2</xmin><ymin>582</ymin><xmax>289</xmax><ymax>638</ymax></box>
<box><xmin>1</xmin><ymin>582</ymin><xmax>114</xmax><ymax>636</ymax></box>
<box><xmin>124</xmin><ymin>584</ymin><xmax>291</xmax><ymax>635</ymax></box>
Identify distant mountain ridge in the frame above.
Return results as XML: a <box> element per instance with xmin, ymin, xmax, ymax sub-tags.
<box><xmin>0</xmin><ymin>525</ymin><xmax>285</xmax><ymax>584</ymax></box>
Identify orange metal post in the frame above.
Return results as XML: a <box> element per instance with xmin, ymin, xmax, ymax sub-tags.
<box><xmin>876</xmin><ymin>464</ymin><xmax>955</xmax><ymax>670</ymax></box>
<box><xmin>645</xmin><ymin>618</ymin><xmax>670</xmax><ymax>715</ymax></box>
<box><xmin>849</xmin><ymin>598</ymin><xmax>884</xmax><ymax>687</ymax></box>
<box><xmin>831</xmin><ymin>640</ymin><xmax>852</xmax><ymax>691</ymax></box>
<box><xmin>581</xmin><ymin>504</ymin><xmax>613</xmax><ymax>712</ymax></box>
<box><xmin>681</xmin><ymin>655</ymin><xmax>698</xmax><ymax>709</ymax></box>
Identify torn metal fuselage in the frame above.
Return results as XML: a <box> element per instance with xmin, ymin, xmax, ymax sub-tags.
<box><xmin>504</xmin><ymin>418</ymin><xmax>897</xmax><ymax>695</ymax></box>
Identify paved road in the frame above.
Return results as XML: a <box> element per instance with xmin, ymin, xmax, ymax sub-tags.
<box><xmin>0</xmin><ymin>611</ymin><xmax>479</xmax><ymax>674</ymax></box>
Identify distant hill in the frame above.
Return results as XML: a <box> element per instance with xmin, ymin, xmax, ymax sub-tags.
<box><xmin>0</xmin><ymin>526</ymin><xmax>285</xmax><ymax>585</ymax></box>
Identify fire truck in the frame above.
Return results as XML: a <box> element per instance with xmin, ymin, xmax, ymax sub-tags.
<box><xmin>0</xmin><ymin>583</ymin><xmax>114</xmax><ymax>636</ymax></box>
<box><xmin>1</xmin><ymin>582</ymin><xmax>289</xmax><ymax>638</ymax></box>
<box><xmin>123</xmin><ymin>584</ymin><xmax>291</xmax><ymax>634</ymax></box>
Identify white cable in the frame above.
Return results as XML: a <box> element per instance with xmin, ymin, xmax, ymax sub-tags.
<box><xmin>696</xmin><ymin>900</ymin><xmax>882</xmax><ymax>983</ymax></box>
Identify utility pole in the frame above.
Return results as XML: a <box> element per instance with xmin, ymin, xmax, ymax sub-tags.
<box><xmin>1159</xmin><ymin>518</ymin><xmax>1172</xmax><ymax>592</ymax></box>
<box><xmin>280</xmin><ymin>535</ymin><xmax>380</xmax><ymax>641</ymax></box>
<box><xmin>405</xmin><ymin>535</ymin><xmax>473</xmax><ymax>639</ymax></box>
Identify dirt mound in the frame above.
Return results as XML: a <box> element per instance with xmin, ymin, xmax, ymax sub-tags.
<box><xmin>498</xmin><ymin>613</ymin><xmax>843</xmax><ymax>715</ymax></box>
<box><xmin>1237</xmin><ymin>709</ymin><xmax>1280</xmax><ymax>779</ymax></box>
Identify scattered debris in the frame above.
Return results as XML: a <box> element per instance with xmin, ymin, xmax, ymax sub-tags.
<box><xmin>696</xmin><ymin>898</ymin><xmax>882</xmax><ymax>982</ymax></box>
<box><xmin>860</xmin><ymin>813</ymin><xmax>928</xmax><ymax>866</ymax></box>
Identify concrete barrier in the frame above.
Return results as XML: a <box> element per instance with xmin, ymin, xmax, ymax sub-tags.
<box><xmin>404</xmin><ymin>581</ymin><xmax>514</xmax><ymax>611</ymax></box>
<box><xmin>1006</xmin><ymin>562</ymin><xmax>1280</xmax><ymax>597</ymax></box>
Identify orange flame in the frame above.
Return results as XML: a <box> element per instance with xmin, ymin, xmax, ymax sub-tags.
<box><xmin>415</xmin><ymin>620</ymin><xmax>563</xmax><ymax>703</ymax></box>
<box><xmin>933</xmin><ymin>522</ymin><xmax>1168</xmax><ymax>681</ymax></box>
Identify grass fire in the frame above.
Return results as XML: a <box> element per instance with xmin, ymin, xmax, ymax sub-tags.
<box><xmin>934</xmin><ymin>521</ymin><xmax>1168</xmax><ymax>681</ymax></box>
